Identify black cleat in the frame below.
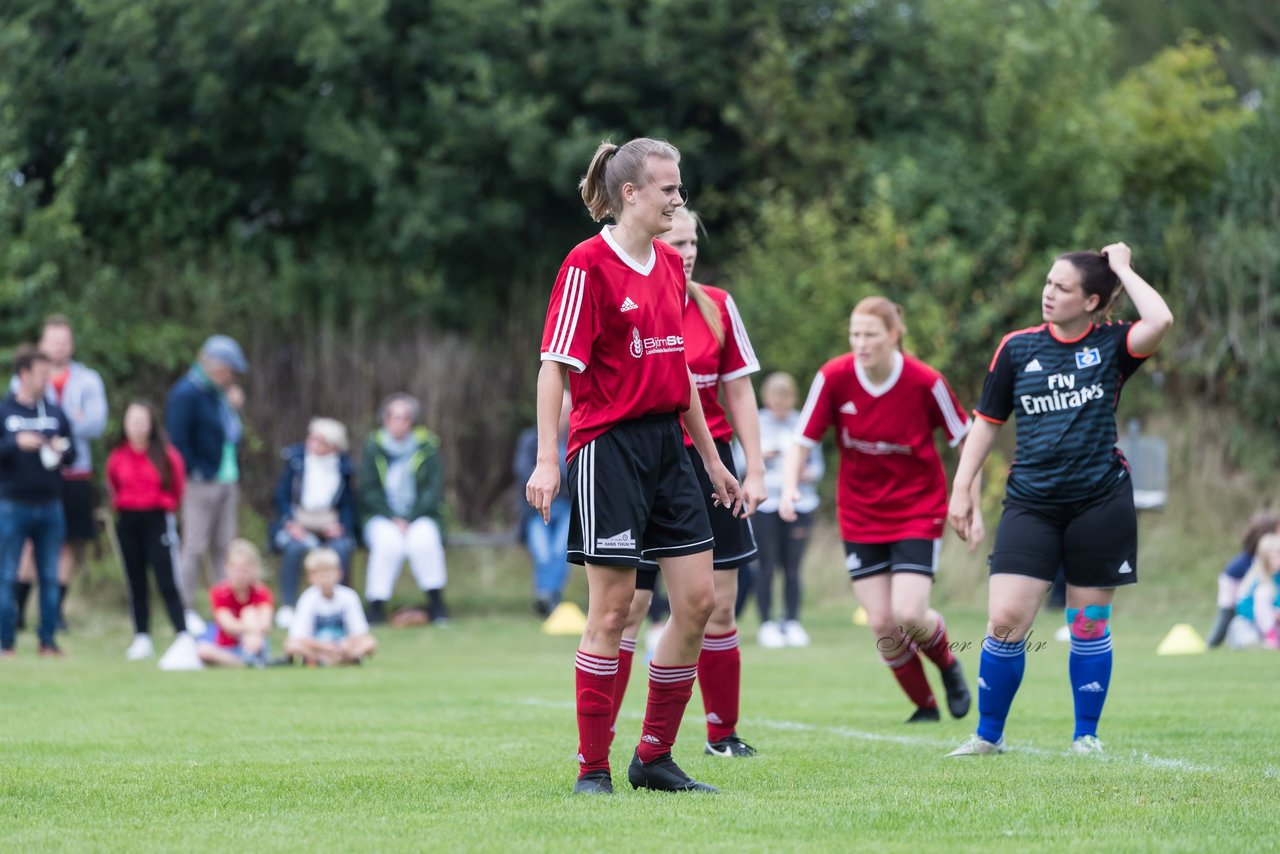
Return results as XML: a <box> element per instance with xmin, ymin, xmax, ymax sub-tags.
<box><xmin>628</xmin><ymin>750</ymin><xmax>718</xmax><ymax>792</ymax></box>
<box><xmin>941</xmin><ymin>660</ymin><xmax>972</xmax><ymax>719</ymax></box>
<box><xmin>906</xmin><ymin>705</ymin><xmax>941</xmax><ymax>724</ymax></box>
<box><xmin>572</xmin><ymin>770</ymin><xmax>613</xmax><ymax>795</ymax></box>
<box><xmin>705</xmin><ymin>734</ymin><xmax>756</xmax><ymax>757</ymax></box>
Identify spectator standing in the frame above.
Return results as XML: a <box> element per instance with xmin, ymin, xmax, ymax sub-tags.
<box><xmin>105</xmin><ymin>401</ymin><xmax>189</xmax><ymax>660</ymax></box>
<box><xmin>11</xmin><ymin>315</ymin><xmax>107</xmax><ymax>631</ymax></box>
<box><xmin>0</xmin><ymin>348</ymin><xmax>75</xmax><ymax>656</ymax></box>
<box><xmin>165</xmin><ymin>335</ymin><xmax>248</xmax><ymax>633</ymax></box>
<box><xmin>269</xmin><ymin>417</ymin><xmax>357</xmax><ymax>629</ymax></box>
<box><xmin>358</xmin><ymin>393</ymin><xmax>449</xmax><ymax>625</ymax></box>
<box><xmin>513</xmin><ymin>391</ymin><xmax>573</xmax><ymax>617</ymax></box>
<box><xmin>754</xmin><ymin>371</ymin><xmax>824</xmax><ymax>648</ymax></box>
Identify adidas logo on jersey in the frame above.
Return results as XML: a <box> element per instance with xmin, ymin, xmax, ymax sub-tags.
<box><xmin>1076</xmin><ymin>681</ymin><xmax>1105</xmax><ymax>693</ymax></box>
<box><xmin>1118</xmin><ymin>560</ymin><xmax>1133</xmax><ymax>574</ymax></box>
<box><xmin>1024</xmin><ymin>359</ymin><xmax>1043</xmax><ymax>373</ymax></box>
<box><xmin>839</xmin><ymin>401</ymin><xmax>858</xmax><ymax>415</ymax></box>
<box><xmin>620</xmin><ymin>296</ymin><xmax>639</xmax><ymax>312</ymax></box>
<box><xmin>596</xmin><ymin>529</ymin><xmax>636</xmax><ymax>549</ymax></box>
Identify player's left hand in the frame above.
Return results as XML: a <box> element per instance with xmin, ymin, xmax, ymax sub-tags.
<box><xmin>967</xmin><ymin>510</ymin><xmax>986</xmax><ymax>552</ymax></box>
<box><xmin>1101</xmin><ymin>242</ymin><xmax>1132</xmax><ymax>273</ymax></box>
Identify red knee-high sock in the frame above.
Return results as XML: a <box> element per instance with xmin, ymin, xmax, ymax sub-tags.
<box><xmin>636</xmin><ymin>662</ymin><xmax>698</xmax><ymax>763</ymax></box>
<box><xmin>881</xmin><ymin>646</ymin><xmax>937</xmax><ymax>709</ymax></box>
<box><xmin>609</xmin><ymin>638</ymin><xmax>637</xmax><ymax>737</ymax></box>
<box><xmin>698</xmin><ymin>630</ymin><xmax>741</xmax><ymax>742</ymax></box>
<box><xmin>575</xmin><ymin>650</ymin><xmax>618</xmax><ymax>776</ymax></box>
<box><xmin>917</xmin><ymin>614</ymin><xmax>957</xmax><ymax>671</ymax></box>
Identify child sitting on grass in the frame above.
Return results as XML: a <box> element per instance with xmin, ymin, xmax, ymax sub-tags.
<box><xmin>196</xmin><ymin>539</ymin><xmax>274</xmax><ymax>667</ymax></box>
<box><xmin>284</xmin><ymin>548</ymin><xmax>377</xmax><ymax>666</ymax></box>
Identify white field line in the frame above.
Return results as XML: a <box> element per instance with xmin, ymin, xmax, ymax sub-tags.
<box><xmin>514</xmin><ymin>697</ymin><xmax>1216</xmax><ymax>773</ymax></box>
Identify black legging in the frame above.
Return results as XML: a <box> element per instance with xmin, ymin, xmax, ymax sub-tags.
<box><xmin>116</xmin><ymin>509</ymin><xmax>186</xmax><ymax>635</ymax></box>
<box><xmin>754</xmin><ymin>509</ymin><xmax>815</xmax><ymax>623</ymax></box>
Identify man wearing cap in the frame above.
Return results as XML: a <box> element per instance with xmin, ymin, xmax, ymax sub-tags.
<box><xmin>165</xmin><ymin>335</ymin><xmax>248</xmax><ymax>633</ymax></box>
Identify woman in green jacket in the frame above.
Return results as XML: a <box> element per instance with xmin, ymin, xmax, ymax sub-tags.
<box><xmin>358</xmin><ymin>393</ymin><xmax>447</xmax><ymax>624</ymax></box>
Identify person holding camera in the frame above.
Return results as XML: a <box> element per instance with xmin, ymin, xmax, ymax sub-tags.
<box><xmin>0</xmin><ymin>347</ymin><xmax>75</xmax><ymax>656</ymax></box>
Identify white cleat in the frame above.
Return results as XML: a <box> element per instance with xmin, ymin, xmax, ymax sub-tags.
<box><xmin>125</xmin><ymin>634</ymin><xmax>154</xmax><ymax>661</ymax></box>
<box><xmin>158</xmin><ymin>632</ymin><xmax>204</xmax><ymax>671</ymax></box>
<box><xmin>1071</xmin><ymin>735</ymin><xmax>1104</xmax><ymax>755</ymax></box>
<box><xmin>946</xmin><ymin>734</ymin><xmax>1006</xmax><ymax>757</ymax></box>
<box><xmin>757</xmin><ymin>620</ymin><xmax>786</xmax><ymax>649</ymax></box>
<box><xmin>782</xmin><ymin>620</ymin><xmax>811</xmax><ymax>647</ymax></box>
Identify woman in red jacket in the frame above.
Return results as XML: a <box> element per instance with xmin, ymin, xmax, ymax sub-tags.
<box><xmin>106</xmin><ymin>401</ymin><xmax>188</xmax><ymax>660</ymax></box>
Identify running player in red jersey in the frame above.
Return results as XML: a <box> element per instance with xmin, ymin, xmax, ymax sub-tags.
<box><xmin>780</xmin><ymin>296</ymin><xmax>979</xmax><ymax>723</ymax></box>
<box><xmin>527</xmin><ymin>138</ymin><xmax>743</xmax><ymax>795</ymax></box>
<box><xmin>945</xmin><ymin>243</ymin><xmax>1173</xmax><ymax>757</ymax></box>
<box><xmin>611</xmin><ymin>206</ymin><xmax>767</xmax><ymax>759</ymax></box>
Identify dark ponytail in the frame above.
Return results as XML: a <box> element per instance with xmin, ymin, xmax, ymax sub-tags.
<box><xmin>1058</xmin><ymin>252</ymin><xmax>1122</xmax><ymax>320</ymax></box>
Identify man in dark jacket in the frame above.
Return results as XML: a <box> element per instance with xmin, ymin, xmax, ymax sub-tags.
<box><xmin>165</xmin><ymin>335</ymin><xmax>247</xmax><ymax>633</ymax></box>
<box><xmin>0</xmin><ymin>348</ymin><xmax>75</xmax><ymax>655</ymax></box>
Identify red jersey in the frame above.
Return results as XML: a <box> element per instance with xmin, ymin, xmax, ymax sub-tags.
<box><xmin>679</xmin><ymin>286</ymin><xmax>759</xmax><ymax>446</ymax></box>
<box><xmin>208</xmin><ymin>582</ymin><xmax>274</xmax><ymax>647</ymax></box>
<box><xmin>541</xmin><ymin>228</ymin><xmax>691</xmax><ymax>459</ymax></box>
<box><xmin>106</xmin><ymin>443</ymin><xmax>186</xmax><ymax>512</ymax></box>
<box><xmin>796</xmin><ymin>352</ymin><xmax>971</xmax><ymax>542</ymax></box>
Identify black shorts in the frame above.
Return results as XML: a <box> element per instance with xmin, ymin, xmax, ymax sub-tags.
<box><xmin>843</xmin><ymin>538</ymin><xmax>940</xmax><ymax>581</ymax></box>
<box><xmin>988</xmin><ymin>475</ymin><xmax>1137</xmax><ymax>588</ymax></box>
<box><xmin>61</xmin><ymin>479</ymin><xmax>98</xmax><ymax>544</ymax></box>
<box><xmin>636</xmin><ymin>441</ymin><xmax>756</xmax><ymax>590</ymax></box>
<box><xmin>566</xmin><ymin>414</ymin><xmax>714</xmax><ymax>568</ymax></box>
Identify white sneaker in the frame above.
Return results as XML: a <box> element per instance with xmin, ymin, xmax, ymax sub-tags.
<box><xmin>1054</xmin><ymin>624</ymin><xmax>1071</xmax><ymax>643</ymax></box>
<box><xmin>158</xmin><ymin>632</ymin><xmax>204</xmax><ymax>671</ymax></box>
<box><xmin>1071</xmin><ymin>735</ymin><xmax>1104</xmax><ymax>755</ymax></box>
<box><xmin>275</xmin><ymin>605</ymin><xmax>294</xmax><ymax>630</ymax></box>
<box><xmin>126</xmin><ymin>634</ymin><xmax>155</xmax><ymax>661</ymax></box>
<box><xmin>782</xmin><ymin>620</ymin><xmax>810</xmax><ymax>647</ymax></box>
<box><xmin>184</xmin><ymin>610</ymin><xmax>206</xmax><ymax>635</ymax></box>
<box><xmin>757</xmin><ymin>620</ymin><xmax>786</xmax><ymax>649</ymax></box>
<box><xmin>946</xmin><ymin>734</ymin><xmax>1006</xmax><ymax>757</ymax></box>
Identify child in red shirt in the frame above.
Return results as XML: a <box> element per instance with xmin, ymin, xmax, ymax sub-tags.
<box><xmin>196</xmin><ymin>539</ymin><xmax>274</xmax><ymax>667</ymax></box>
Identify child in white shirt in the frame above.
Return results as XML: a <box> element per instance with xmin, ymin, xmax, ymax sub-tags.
<box><xmin>284</xmin><ymin>548</ymin><xmax>378</xmax><ymax>665</ymax></box>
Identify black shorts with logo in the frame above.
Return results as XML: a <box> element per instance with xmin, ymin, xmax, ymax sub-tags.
<box><xmin>567</xmin><ymin>414</ymin><xmax>714</xmax><ymax>568</ymax></box>
<box><xmin>988</xmin><ymin>473</ymin><xmax>1137</xmax><ymax>588</ymax></box>
<box><xmin>842</xmin><ymin>538</ymin><xmax>940</xmax><ymax>581</ymax></box>
<box><xmin>636</xmin><ymin>441</ymin><xmax>757</xmax><ymax>590</ymax></box>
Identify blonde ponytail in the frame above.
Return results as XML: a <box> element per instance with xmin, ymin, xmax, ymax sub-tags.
<box><xmin>687</xmin><ymin>281</ymin><xmax>724</xmax><ymax>346</ymax></box>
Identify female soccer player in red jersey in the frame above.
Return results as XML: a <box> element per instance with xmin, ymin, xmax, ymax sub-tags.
<box><xmin>611</xmin><ymin>206</ymin><xmax>767</xmax><ymax>759</ymax></box>
<box><xmin>526</xmin><ymin>138</ymin><xmax>742</xmax><ymax>795</ymax></box>
<box><xmin>780</xmin><ymin>296</ymin><xmax>978</xmax><ymax>723</ymax></box>
<box><xmin>945</xmin><ymin>243</ymin><xmax>1172</xmax><ymax>757</ymax></box>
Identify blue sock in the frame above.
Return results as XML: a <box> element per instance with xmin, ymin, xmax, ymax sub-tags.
<box><xmin>1067</xmin><ymin>606</ymin><xmax>1113</xmax><ymax>739</ymax></box>
<box><xmin>975</xmin><ymin>636</ymin><xmax>1026</xmax><ymax>744</ymax></box>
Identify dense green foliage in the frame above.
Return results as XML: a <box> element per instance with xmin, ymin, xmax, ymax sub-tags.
<box><xmin>0</xmin><ymin>0</ymin><xmax>1275</xmax><ymax>520</ymax></box>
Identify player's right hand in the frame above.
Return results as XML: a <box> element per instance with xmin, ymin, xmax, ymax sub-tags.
<box><xmin>526</xmin><ymin>461</ymin><xmax>561</xmax><ymax>525</ymax></box>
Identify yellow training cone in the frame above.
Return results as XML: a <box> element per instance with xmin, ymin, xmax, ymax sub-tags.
<box><xmin>1156</xmin><ymin>623</ymin><xmax>1206</xmax><ymax>656</ymax></box>
<box><xmin>852</xmin><ymin>606</ymin><xmax>868</xmax><ymax>626</ymax></box>
<box><xmin>542</xmin><ymin>601</ymin><xmax>588</xmax><ymax>636</ymax></box>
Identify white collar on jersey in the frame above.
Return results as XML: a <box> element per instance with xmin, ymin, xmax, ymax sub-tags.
<box><xmin>601</xmin><ymin>226</ymin><xmax>655</xmax><ymax>276</ymax></box>
<box><xmin>855</xmin><ymin>350</ymin><xmax>903</xmax><ymax>398</ymax></box>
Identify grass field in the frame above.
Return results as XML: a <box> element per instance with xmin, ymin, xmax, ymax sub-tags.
<box><xmin>3</xmin><ymin>582</ymin><xmax>1277</xmax><ymax>853</ymax></box>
